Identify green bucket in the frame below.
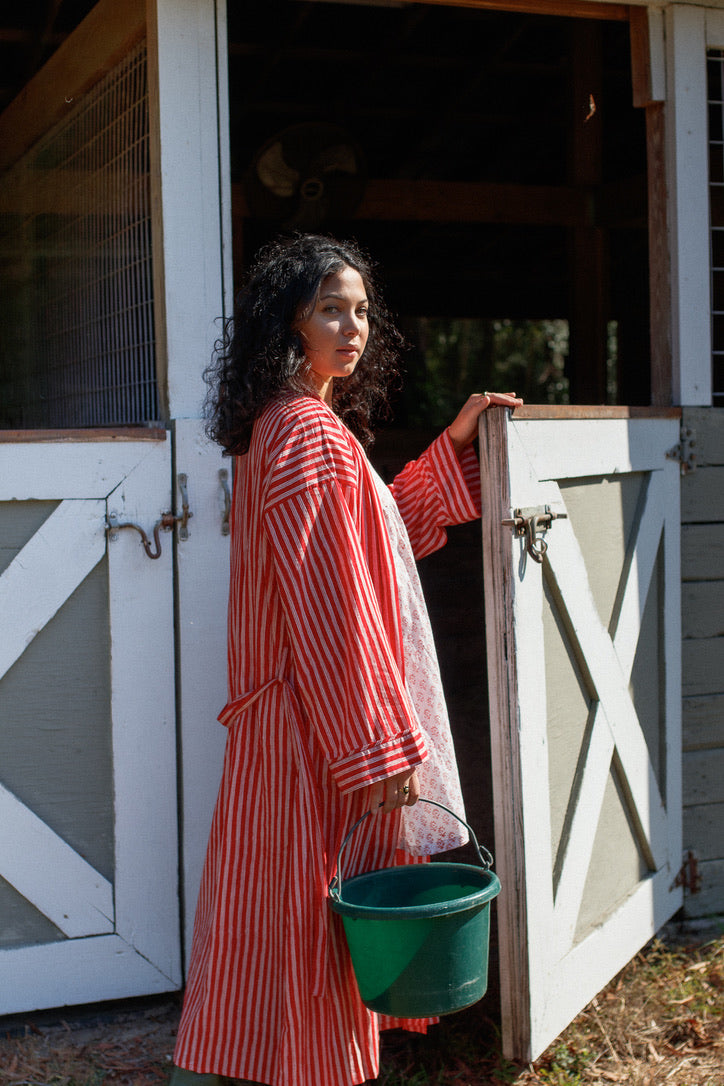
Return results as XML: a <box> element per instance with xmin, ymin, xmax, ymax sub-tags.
<box><xmin>328</xmin><ymin>800</ymin><xmax>501</xmax><ymax>1018</ymax></box>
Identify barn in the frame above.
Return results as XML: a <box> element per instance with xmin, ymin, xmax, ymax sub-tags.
<box><xmin>0</xmin><ymin>0</ymin><xmax>722</xmax><ymax>1063</ymax></box>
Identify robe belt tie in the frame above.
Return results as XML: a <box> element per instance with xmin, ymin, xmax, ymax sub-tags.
<box><xmin>217</xmin><ymin>674</ymin><xmax>328</xmax><ymax>998</ymax></box>
<box><xmin>217</xmin><ymin>675</ymin><xmax>285</xmax><ymax>728</ymax></box>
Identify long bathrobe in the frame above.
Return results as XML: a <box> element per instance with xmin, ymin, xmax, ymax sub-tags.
<box><xmin>173</xmin><ymin>392</ymin><xmax>481</xmax><ymax>1086</ymax></box>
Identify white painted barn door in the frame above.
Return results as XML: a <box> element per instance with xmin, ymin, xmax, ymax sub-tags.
<box><xmin>0</xmin><ymin>434</ymin><xmax>180</xmax><ymax>1012</ymax></box>
<box><xmin>479</xmin><ymin>407</ymin><xmax>683</xmax><ymax>1061</ymax></box>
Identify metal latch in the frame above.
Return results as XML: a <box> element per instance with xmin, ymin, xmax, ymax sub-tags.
<box><xmin>106</xmin><ymin>473</ymin><xmax>193</xmax><ymax>559</ymax></box>
<box><xmin>502</xmin><ymin>505</ymin><xmax>567</xmax><ymax>563</ymax></box>
<box><xmin>671</xmin><ymin>850</ymin><xmax>702</xmax><ymax>895</ymax></box>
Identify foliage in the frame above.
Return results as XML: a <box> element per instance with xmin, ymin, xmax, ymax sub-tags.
<box><xmin>397</xmin><ymin>317</ymin><xmax>570</xmax><ymax>429</ymax></box>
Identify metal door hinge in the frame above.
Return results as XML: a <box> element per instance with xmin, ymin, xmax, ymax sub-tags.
<box><xmin>502</xmin><ymin>505</ymin><xmax>567</xmax><ymax>563</ymax></box>
<box><xmin>666</xmin><ymin>425</ymin><xmax>697</xmax><ymax>474</ymax></box>
<box><xmin>106</xmin><ymin>473</ymin><xmax>193</xmax><ymax>559</ymax></box>
<box><xmin>219</xmin><ymin>468</ymin><xmax>231</xmax><ymax>536</ymax></box>
<box><xmin>671</xmin><ymin>850</ymin><xmax>702</xmax><ymax>895</ymax></box>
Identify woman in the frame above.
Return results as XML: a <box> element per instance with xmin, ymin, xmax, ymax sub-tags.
<box><xmin>172</xmin><ymin>234</ymin><xmax>521</xmax><ymax>1086</ymax></box>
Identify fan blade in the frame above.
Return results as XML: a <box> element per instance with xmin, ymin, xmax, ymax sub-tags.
<box><xmin>256</xmin><ymin>140</ymin><xmax>299</xmax><ymax>197</ymax></box>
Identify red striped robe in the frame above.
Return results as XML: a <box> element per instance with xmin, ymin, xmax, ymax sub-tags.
<box><xmin>174</xmin><ymin>393</ymin><xmax>481</xmax><ymax>1086</ymax></box>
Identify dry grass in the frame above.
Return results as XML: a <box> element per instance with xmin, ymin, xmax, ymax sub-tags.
<box><xmin>0</xmin><ymin>924</ymin><xmax>721</xmax><ymax>1086</ymax></box>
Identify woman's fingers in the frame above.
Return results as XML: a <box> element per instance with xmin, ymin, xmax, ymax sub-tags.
<box><xmin>368</xmin><ymin>770</ymin><xmax>420</xmax><ymax>813</ymax></box>
<box><xmin>484</xmin><ymin>390</ymin><xmax>523</xmax><ymax>407</ymax></box>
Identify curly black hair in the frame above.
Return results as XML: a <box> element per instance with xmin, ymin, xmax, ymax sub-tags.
<box><xmin>204</xmin><ymin>233</ymin><xmax>404</xmax><ymax>455</ymax></box>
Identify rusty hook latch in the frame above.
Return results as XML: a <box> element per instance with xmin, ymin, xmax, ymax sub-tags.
<box><xmin>106</xmin><ymin>473</ymin><xmax>193</xmax><ymax>559</ymax></box>
<box><xmin>501</xmin><ymin>505</ymin><xmax>567</xmax><ymax>563</ymax></box>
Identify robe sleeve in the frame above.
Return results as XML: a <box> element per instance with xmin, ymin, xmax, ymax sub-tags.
<box><xmin>388</xmin><ymin>427</ymin><xmax>482</xmax><ymax>560</ymax></box>
<box><xmin>262</xmin><ymin>411</ymin><xmax>428</xmax><ymax>793</ymax></box>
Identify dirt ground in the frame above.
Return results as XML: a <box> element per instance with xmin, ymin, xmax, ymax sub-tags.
<box><xmin>0</xmin><ymin>920</ymin><xmax>722</xmax><ymax>1086</ymax></box>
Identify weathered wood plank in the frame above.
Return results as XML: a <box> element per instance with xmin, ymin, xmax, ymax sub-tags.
<box><xmin>0</xmin><ymin>500</ymin><xmax>105</xmax><ymax>681</ymax></box>
<box><xmin>551</xmin><ymin>709</ymin><xmax>615</xmax><ymax>954</ymax></box>
<box><xmin>512</xmin><ymin>407</ymin><xmax>680</xmax><ymax>419</ymax></box>
<box><xmin>0</xmin><ymin>935</ymin><xmax>177</xmax><ymax>1016</ymax></box>
<box><xmin>666</xmin><ymin>5</ymin><xmax>712</xmax><ymax>406</ymax></box>
<box><xmin>681</xmin><ymin>466</ymin><xmax>724</xmax><ymax>523</ymax></box>
<box><xmin>630</xmin><ymin>5</ymin><xmax>652</xmax><ymax>108</ymax></box>
<box><xmin>681</xmin><ymin>525</ymin><xmax>724</xmax><ymax>580</ymax></box>
<box><xmin>682</xmin><ymin>637</ymin><xmax>724</xmax><ymax>697</ymax></box>
<box><xmin>683</xmin><ymin>694</ymin><xmax>724</xmax><ymax>750</ymax></box>
<box><xmin>0</xmin><ymin>438</ymin><xmax>168</xmax><ymax>500</ymax></box>
<box><xmin>682</xmin><ymin>583</ymin><xmax>724</xmax><ymax>638</ymax></box>
<box><xmin>683</xmin><ymin>749</ymin><xmax>724</xmax><ymax>805</ymax></box>
<box><xmin>683</xmin><ymin>803</ymin><xmax>724</xmax><ymax>861</ymax></box>
<box><xmin>478</xmin><ymin>408</ymin><xmax>531</xmax><ymax>1059</ymax></box>
<box><xmin>512</xmin><ymin>417</ymin><xmax>679</xmax><ymax>478</ymax></box>
<box><xmin>106</xmin><ymin>439</ymin><xmax>180</xmax><ymax>985</ymax></box>
<box><xmin>0</xmin><ymin>784</ymin><xmax>113</xmax><ymax>938</ymax></box>
<box><xmin>647</xmin><ymin>102</ymin><xmax>672</xmax><ymax>404</ymax></box>
<box><xmin>174</xmin><ymin>420</ymin><xmax>229</xmax><ymax>955</ymax></box>
<box><xmin>545</xmin><ymin>519</ymin><xmax>668</xmax><ymax>868</ymax></box>
<box><xmin>403</xmin><ymin>0</ymin><xmax>628</xmax><ymax>20</ymax></box>
<box><xmin>0</xmin><ymin>429</ymin><xmax>166</xmax><ymax>444</ymax></box>
<box><xmin>147</xmin><ymin>0</ymin><xmax>233</xmax><ymax>420</ymax></box>
<box><xmin>682</xmin><ymin>407</ymin><xmax>724</xmax><ymax>465</ymax></box>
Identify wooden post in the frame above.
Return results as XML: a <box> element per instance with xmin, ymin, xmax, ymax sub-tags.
<box><xmin>629</xmin><ymin>5</ymin><xmax>673</xmax><ymax>407</ymax></box>
<box><xmin>146</xmin><ymin>0</ymin><xmax>234</xmax><ymax>964</ymax></box>
<box><xmin>665</xmin><ymin>5</ymin><xmax>711</xmax><ymax>406</ymax></box>
<box><xmin>146</xmin><ymin>0</ymin><xmax>233</xmax><ymax>421</ymax></box>
<box><xmin>568</xmin><ymin>20</ymin><xmax>608</xmax><ymax>404</ymax></box>
<box><xmin>478</xmin><ymin>407</ymin><xmax>531</xmax><ymax>1060</ymax></box>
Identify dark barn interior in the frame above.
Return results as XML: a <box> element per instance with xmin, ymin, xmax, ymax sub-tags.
<box><xmin>0</xmin><ymin>0</ymin><xmax>652</xmax><ymax>1006</ymax></box>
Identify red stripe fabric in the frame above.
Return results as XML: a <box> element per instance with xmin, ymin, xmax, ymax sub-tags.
<box><xmin>173</xmin><ymin>395</ymin><xmax>481</xmax><ymax>1086</ymax></box>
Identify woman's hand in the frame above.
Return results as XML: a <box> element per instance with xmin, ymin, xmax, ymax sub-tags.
<box><xmin>448</xmin><ymin>391</ymin><xmax>523</xmax><ymax>453</ymax></box>
<box><xmin>368</xmin><ymin>769</ymin><xmax>420</xmax><ymax>814</ymax></box>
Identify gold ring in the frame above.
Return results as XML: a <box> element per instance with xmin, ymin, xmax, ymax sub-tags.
<box><xmin>402</xmin><ymin>785</ymin><xmax>410</xmax><ymax>795</ymax></box>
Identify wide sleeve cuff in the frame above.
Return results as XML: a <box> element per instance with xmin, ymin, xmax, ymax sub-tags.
<box><xmin>425</xmin><ymin>428</ymin><xmax>481</xmax><ymax>520</ymax></box>
<box><xmin>330</xmin><ymin>728</ymin><xmax>429</xmax><ymax>793</ymax></box>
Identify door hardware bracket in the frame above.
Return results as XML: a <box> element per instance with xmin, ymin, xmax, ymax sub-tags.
<box><xmin>502</xmin><ymin>505</ymin><xmax>567</xmax><ymax>563</ymax></box>
<box><xmin>671</xmin><ymin>850</ymin><xmax>702</xmax><ymax>895</ymax></box>
<box><xmin>666</xmin><ymin>425</ymin><xmax>697</xmax><ymax>474</ymax></box>
<box><xmin>219</xmin><ymin>468</ymin><xmax>231</xmax><ymax>536</ymax></box>
<box><xmin>106</xmin><ymin>473</ymin><xmax>193</xmax><ymax>559</ymax></box>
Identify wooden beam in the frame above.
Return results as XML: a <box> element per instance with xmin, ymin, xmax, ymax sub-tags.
<box><xmin>647</xmin><ymin>102</ymin><xmax>673</xmax><ymax>406</ymax></box>
<box><xmin>568</xmin><ymin>20</ymin><xmax>607</xmax><ymax>404</ymax></box>
<box><xmin>232</xmin><ymin>179</ymin><xmax>592</xmax><ymax>226</ymax></box>
<box><xmin>629</xmin><ymin>4</ymin><xmax>652</xmax><ymax>107</ymax></box>
<box><xmin>477</xmin><ymin>406</ymin><xmax>531</xmax><ymax>1060</ymax></box>
<box><xmin>0</xmin><ymin>428</ymin><xmax>167</xmax><ymax>443</ymax></box>
<box><xmin>409</xmin><ymin>0</ymin><xmax>629</xmax><ymax>21</ymax></box>
<box><xmin>359</xmin><ymin>179</ymin><xmax>589</xmax><ymax>224</ymax></box>
<box><xmin>0</xmin><ymin>0</ymin><xmax>145</xmax><ymax>174</ymax></box>
<box><xmin>511</xmin><ymin>405</ymin><xmax>681</xmax><ymax>418</ymax></box>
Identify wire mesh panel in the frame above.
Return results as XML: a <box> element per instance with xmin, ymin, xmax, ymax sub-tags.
<box><xmin>0</xmin><ymin>41</ymin><xmax>158</xmax><ymax>428</ymax></box>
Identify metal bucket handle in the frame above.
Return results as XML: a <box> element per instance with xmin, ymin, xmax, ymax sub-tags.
<box><xmin>329</xmin><ymin>798</ymin><xmax>494</xmax><ymax>902</ymax></box>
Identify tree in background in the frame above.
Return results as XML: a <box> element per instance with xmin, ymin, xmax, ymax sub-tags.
<box><xmin>397</xmin><ymin>316</ymin><xmax>570</xmax><ymax>429</ymax></box>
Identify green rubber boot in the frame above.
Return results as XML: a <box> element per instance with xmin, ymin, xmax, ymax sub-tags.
<box><xmin>169</xmin><ymin>1068</ymin><xmax>265</xmax><ymax>1086</ymax></box>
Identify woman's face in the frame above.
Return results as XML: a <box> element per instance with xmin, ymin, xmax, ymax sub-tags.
<box><xmin>296</xmin><ymin>264</ymin><xmax>369</xmax><ymax>401</ymax></box>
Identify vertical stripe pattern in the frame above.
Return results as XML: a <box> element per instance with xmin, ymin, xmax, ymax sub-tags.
<box><xmin>174</xmin><ymin>394</ymin><xmax>481</xmax><ymax>1086</ymax></box>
